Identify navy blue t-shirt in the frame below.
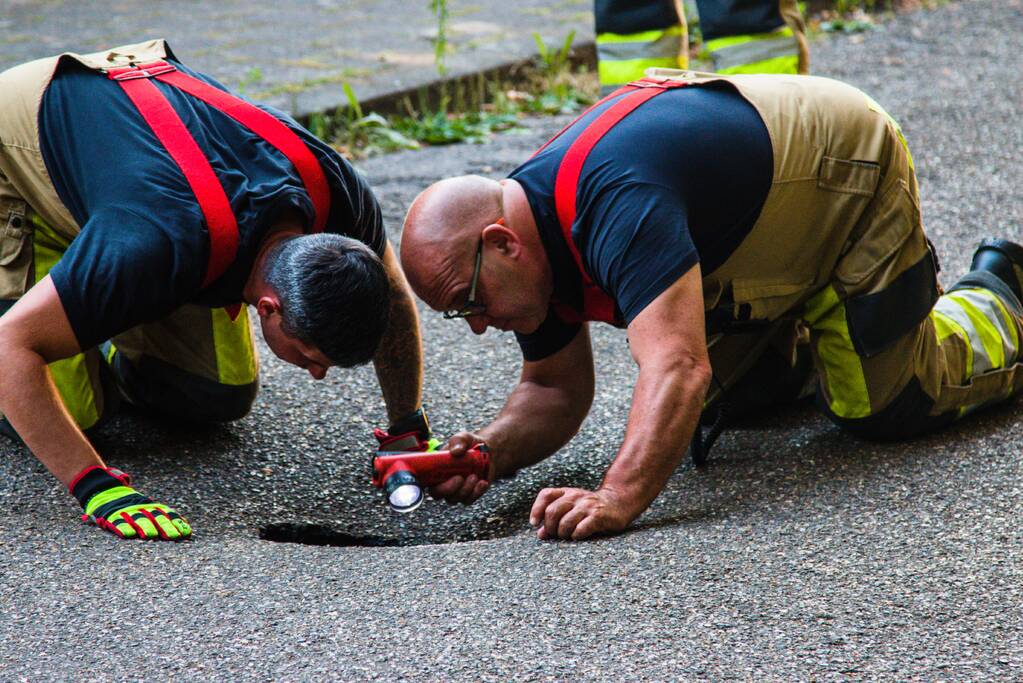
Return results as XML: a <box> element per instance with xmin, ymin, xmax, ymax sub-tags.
<box><xmin>39</xmin><ymin>58</ymin><xmax>384</xmax><ymax>351</ymax></box>
<box><xmin>510</xmin><ymin>82</ymin><xmax>773</xmax><ymax>361</ymax></box>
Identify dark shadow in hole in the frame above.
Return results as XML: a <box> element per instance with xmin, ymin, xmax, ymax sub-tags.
<box><xmin>260</xmin><ymin>523</ymin><xmax>405</xmax><ymax>547</ymax></box>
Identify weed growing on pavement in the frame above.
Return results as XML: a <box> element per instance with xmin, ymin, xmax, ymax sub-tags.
<box><xmin>308</xmin><ymin>84</ymin><xmax>421</xmax><ymax>159</ymax></box>
<box><xmin>429</xmin><ymin>0</ymin><xmax>450</xmax><ymax>76</ymax></box>
<box><xmin>319</xmin><ymin>30</ymin><xmax>597</xmax><ymax>160</ymax></box>
<box><xmin>237</xmin><ymin>67</ymin><xmax>263</xmax><ymax>95</ymax></box>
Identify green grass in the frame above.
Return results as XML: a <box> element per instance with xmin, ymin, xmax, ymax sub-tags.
<box><xmin>314</xmin><ymin>0</ymin><xmax>933</xmax><ymax>159</ymax></box>
<box><xmin>315</xmin><ymin>31</ymin><xmax>597</xmax><ymax>160</ymax></box>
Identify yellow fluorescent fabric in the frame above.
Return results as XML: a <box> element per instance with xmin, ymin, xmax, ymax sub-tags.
<box><xmin>212</xmin><ymin>306</ymin><xmax>258</xmax><ymax>386</ymax></box>
<box><xmin>804</xmin><ymin>286</ymin><xmax>872</xmax><ymax>419</ymax></box>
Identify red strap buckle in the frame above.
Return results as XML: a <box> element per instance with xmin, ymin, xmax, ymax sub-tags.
<box><xmin>106</xmin><ymin>60</ymin><xmax>177</xmax><ymax>81</ymax></box>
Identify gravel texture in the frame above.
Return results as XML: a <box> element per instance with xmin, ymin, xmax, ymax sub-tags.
<box><xmin>2</xmin><ymin>0</ymin><xmax>1023</xmax><ymax>680</ymax></box>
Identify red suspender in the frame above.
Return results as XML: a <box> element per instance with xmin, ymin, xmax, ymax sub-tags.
<box><xmin>106</xmin><ymin>60</ymin><xmax>331</xmax><ymax>288</ymax></box>
<box><xmin>156</xmin><ymin>69</ymin><xmax>331</xmax><ymax>234</ymax></box>
<box><xmin>110</xmin><ymin>63</ymin><xmax>237</xmax><ymax>288</ymax></box>
<box><xmin>530</xmin><ymin>84</ymin><xmax>635</xmax><ymax>160</ymax></box>
<box><xmin>548</xmin><ymin>78</ymin><xmax>687</xmax><ymax>324</ymax></box>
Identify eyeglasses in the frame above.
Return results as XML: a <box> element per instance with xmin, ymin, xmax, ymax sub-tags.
<box><xmin>443</xmin><ymin>236</ymin><xmax>486</xmax><ymax>319</ymax></box>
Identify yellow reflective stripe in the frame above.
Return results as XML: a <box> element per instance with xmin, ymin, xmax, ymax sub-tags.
<box><xmin>948</xmin><ymin>292</ymin><xmax>1007</xmax><ymax>370</ymax></box>
<box><xmin>84</xmin><ymin>485</ymin><xmax>136</xmax><ymax>516</ymax></box>
<box><xmin>717</xmin><ymin>55</ymin><xmax>798</xmax><ymax>75</ymax></box>
<box><xmin>935</xmin><ymin>295</ymin><xmax>988</xmax><ymax>374</ymax></box>
<box><xmin>212</xmin><ymin>306</ymin><xmax>258</xmax><ymax>386</ymax></box>
<box><xmin>931</xmin><ymin>310</ymin><xmax>959</xmax><ymax>343</ymax></box>
<box><xmin>932</xmin><ymin>310</ymin><xmax>973</xmax><ymax>379</ymax></box>
<box><xmin>598</xmin><ymin>57</ymin><xmax>686</xmax><ymax>87</ymax></box>
<box><xmin>990</xmin><ymin>294</ymin><xmax>1021</xmax><ymax>356</ymax></box>
<box><xmin>804</xmin><ymin>286</ymin><xmax>871</xmax><ymax>419</ymax></box>
<box><xmin>596</xmin><ymin>24</ymin><xmax>684</xmax><ymax>45</ymax></box>
<box><xmin>704</xmin><ymin>26</ymin><xmax>794</xmax><ymax>52</ymax></box>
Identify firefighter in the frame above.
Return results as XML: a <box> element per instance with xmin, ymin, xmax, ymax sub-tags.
<box><xmin>0</xmin><ymin>40</ymin><xmax>435</xmax><ymax>541</ymax></box>
<box><xmin>595</xmin><ymin>0</ymin><xmax>810</xmax><ymax>94</ymax></box>
<box><xmin>400</xmin><ymin>70</ymin><xmax>1023</xmax><ymax>541</ymax></box>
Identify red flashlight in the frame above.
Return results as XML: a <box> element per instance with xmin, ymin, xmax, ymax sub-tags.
<box><xmin>371</xmin><ymin>445</ymin><xmax>491</xmax><ymax>513</ymax></box>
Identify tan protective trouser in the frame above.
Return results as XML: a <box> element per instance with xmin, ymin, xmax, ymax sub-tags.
<box><xmin>649</xmin><ymin>69</ymin><xmax>1023</xmax><ymax>437</ymax></box>
<box><xmin>0</xmin><ymin>41</ymin><xmax>259</xmax><ymax>431</ymax></box>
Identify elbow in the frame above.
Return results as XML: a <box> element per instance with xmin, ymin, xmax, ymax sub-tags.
<box><xmin>690</xmin><ymin>358</ymin><xmax>713</xmax><ymax>404</ymax></box>
<box><xmin>0</xmin><ymin>329</ymin><xmax>21</xmax><ymax>375</ymax></box>
<box><xmin>647</xmin><ymin>352</ymin><xmax>712</xmax><ymax>403</ymax></box>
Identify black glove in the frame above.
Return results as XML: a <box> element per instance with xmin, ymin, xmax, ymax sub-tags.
<box><xmin>373</xmin><ymin>408</ymin><xmax>439</xmax><ymax>452</ymax></box>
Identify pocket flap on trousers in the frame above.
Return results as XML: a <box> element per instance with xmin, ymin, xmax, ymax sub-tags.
<box><xmin>732</xmin><ymin>278</ymin><xmax>812</xmax><ymax>302</ymax></box>
<box><xmin>818</xmin><ymin>156</ymin><xmax>881</xmax><ymax>197</ymax></box>
<box><xmin>0</xmin><ymin>201</ymin><xmax>30</xmax><ymax>267</ymax></box>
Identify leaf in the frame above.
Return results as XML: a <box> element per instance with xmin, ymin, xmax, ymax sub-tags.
<box><xmin>342</xmin><ymin>82</ymin><xmax>363</xmax><ymax>120</ymax></box>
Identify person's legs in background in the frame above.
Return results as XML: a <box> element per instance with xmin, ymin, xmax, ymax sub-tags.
<box><xmin>593</xmin><ymin>0</ymin><xmax>809</xmax><ymax>96</ymax></box>
<box><xmin>594</xmin><ymin>0</ymin><xmax>688</xmax><ymax>95</ymax></box>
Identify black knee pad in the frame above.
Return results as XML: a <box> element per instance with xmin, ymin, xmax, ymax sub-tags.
<box><xmin>819</xmin><ymin>377</ymin><xmax>956</xmax><ymax>441</ymax></box>
<box><xmin>110</xmin><ymin>352</ymin><xmax>258</xmax><ymax>424</ymax></box>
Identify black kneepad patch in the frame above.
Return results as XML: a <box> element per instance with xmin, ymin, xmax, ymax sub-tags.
<box><xmin>819</xmin><ymin>376</ymin><xmax>956</xmax><ymax>441</ymax></box>
<box><xmin>845</xmin><ymin>251</ymin><xmax>939</xmax><ymax>358</ymax></box>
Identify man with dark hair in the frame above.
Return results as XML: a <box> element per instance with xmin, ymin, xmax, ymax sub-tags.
<box><xmin>0</xmin><ymin>40</ymin><xmax>431</xmax><ymax>541</ymax></box>
<box><xmin>262</xmin><ymin>234</ymin><xmax>392</xmax><ymax>368</ymax></box>
<box><xmin>402</xmin><ymin>70</ymin><xmax>1023</xmax><ymax>541</ymax></box>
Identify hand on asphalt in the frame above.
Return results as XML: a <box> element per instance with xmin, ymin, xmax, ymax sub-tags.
<box><xmin>71</xmin><ymin>465</ymin><xmax>193</xmax><ymax>541</ymax></box>
<box><xmin>84</xmin><ymin>499</ymin><xmax>193</xmax><ymax>541</ymax></box>
<box><xmin>429</xmin><ymin>430</ymin><xmax>492</xmax><ymax>505</ymax></box>
<box><xmin>529</xmin><ymin>487</ymin><xmax>632</xmax><ymax>541</ymax></box>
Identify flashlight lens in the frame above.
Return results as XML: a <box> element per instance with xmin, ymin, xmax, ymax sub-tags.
<box><xmin>388</xmin><ymin>483</ymin><xmax>424</xmax><ymax>513</ymax></box>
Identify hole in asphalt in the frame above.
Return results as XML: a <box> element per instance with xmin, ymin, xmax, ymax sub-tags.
<box><xmin>260</xmin><ymin>523</ymin><xmax>406</xmax><ymax>547</ymax></box>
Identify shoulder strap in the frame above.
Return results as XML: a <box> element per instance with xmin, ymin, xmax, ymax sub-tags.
<box><xmin>550</xmin><ymin>78</ymin><xmax>687</xmax><ymax>324</ymax></box>
<box><xmin>154</xmin><ymin>69</ymin><xmax>331</xmax><ymax>234</ymax></box>
<box><xmin>106</xmin><ymin>60</ymin><xmax>331</xmax><ymax>288</ymax></box>
<box><xmin>109</xmin><ymin>62</ymin><xmax>237</xmax><ymax>288</ymax></box>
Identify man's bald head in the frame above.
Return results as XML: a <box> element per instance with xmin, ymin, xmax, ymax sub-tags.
<box><xmin>401</xmin><ymin>175</ymin><xmax>503</xmax><ymax>307</ymax></box>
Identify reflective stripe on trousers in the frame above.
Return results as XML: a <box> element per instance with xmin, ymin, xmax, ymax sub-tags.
<box><xmin>704</xmin><ymin>26</ymin><xmax>800</xmax><ymax>74</ymax></box>
<box><xmin>11</xmin><ymin>211</ymin><xmax>259</xmax><ymax>431</ymax></box>
<box><xmin>597</xmin><ymin>24</ymin><xmax>688</xmax><ymax>91</ymax></box>
<box><xmin>805</xmin><ymin>282</ymin><xmax>1023</xmax><ymax>429</ymax></box>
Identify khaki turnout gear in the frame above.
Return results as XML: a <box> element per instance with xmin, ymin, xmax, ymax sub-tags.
<box><xmin>0</xmin><ymin>40</ymin><xmax>259</xmax><ymax>433</ymax></box>
<box><xmin>648</xmin><ymin>69</ymin><xmax>1023</xmax><ymax>438</ymax></box>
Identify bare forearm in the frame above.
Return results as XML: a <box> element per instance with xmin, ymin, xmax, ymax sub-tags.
<box><xmin>0</xmin><ymin>350</ymin><xmax>103</xmax><ymax>486</ymax></box>
<box><xmin>373</xmin><ymin>287</ymin><xmax>423</xmax><ymax>423</ymax></box>
<box><xmin>599</xmin><ymin>360</ymin><xmax>710</xmax><ymax>518</ymax></box>
<box><xmin>480</xmin><ymin>380</ymin><xmax>590</xmax><ymax>479</ymax></box>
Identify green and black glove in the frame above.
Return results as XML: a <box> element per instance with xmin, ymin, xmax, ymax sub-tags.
<box><xmin>374</xmin><ymin>407</ymin><xmax>441</xmax><ymax>453</ymax></box>
<box><xmin>70</xmin><ymin>466</ymin><xmax>192</xmax><ymax>541</ymax></box>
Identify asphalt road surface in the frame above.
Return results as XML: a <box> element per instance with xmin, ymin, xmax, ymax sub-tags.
<box><xmin>0</xmin><ymin>0</ymin><xmax>594</xmax><ymax>116</ymax></box>
<box><xmin>2</xmin><ymin>0</ymin><xmax>1023</xmax><ymax>680</ymax></box>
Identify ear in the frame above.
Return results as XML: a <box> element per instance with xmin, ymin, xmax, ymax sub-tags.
<box><xmin>256</xmin><ymin>295</ymin><xmax>280</xmax><ymax>319</ymax></box>
<box><xmin>482</xmin><ymin>223</ymin><xmax>521</xmax><ymax>258</ymax></box>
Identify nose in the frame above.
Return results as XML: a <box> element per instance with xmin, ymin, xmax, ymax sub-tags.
<box><xmin>467</xmin><ymin>316</ymin><xmax>488</xmax><ymax>335</ymax></box>
<box><xmin>308</xmin><ymin>365</ymin><xmax>327</xmax><ymax>380</ymax></box>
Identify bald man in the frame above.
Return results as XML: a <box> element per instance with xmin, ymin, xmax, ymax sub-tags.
<box><xmin>402</xmin><ymin>71</ymin><xmax>1023</xmax><ymax>541</ymax></box>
